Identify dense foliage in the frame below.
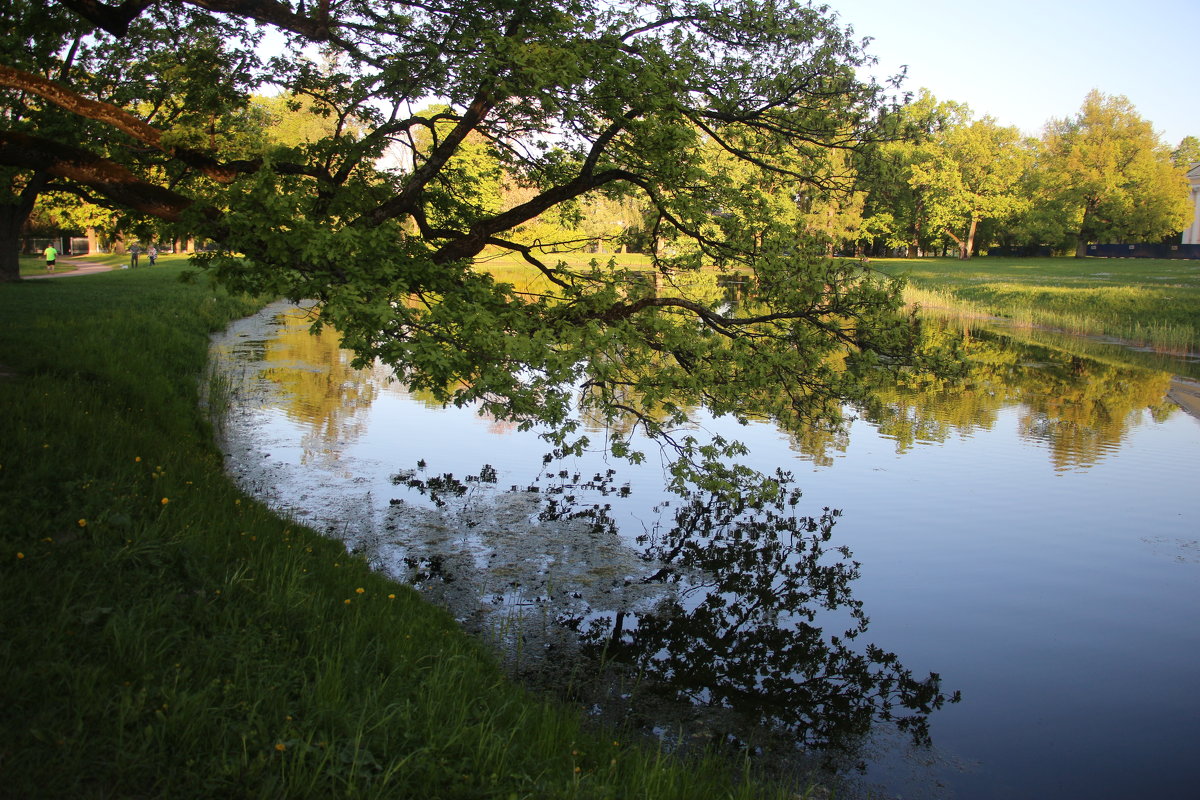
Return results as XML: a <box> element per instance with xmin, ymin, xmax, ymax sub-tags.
<box><xmin>2</xmin><ymin>0</ymin><xmax>934</xmax><ymax>457</ymax></box>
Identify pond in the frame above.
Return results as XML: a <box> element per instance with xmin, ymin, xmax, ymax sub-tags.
<box><xmin>209</xmin><ymin>301</ymin><xmax>1200</xmax><ymax>799</ymax></box>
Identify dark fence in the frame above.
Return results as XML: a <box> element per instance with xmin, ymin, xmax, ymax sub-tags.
<box><xmin>1086</xmin><ymin>243</ymin><xmax>1200</xmax><ymax>259</ymax></box>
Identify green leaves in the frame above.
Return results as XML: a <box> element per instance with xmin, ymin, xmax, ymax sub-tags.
<box><xmin>9</xmin><ymin>0</ymin><xmax>934</xmax><ymax>457</ymax></box>
<box><xmin>1037</xmin><ymin>91</ymin><xmax>1191</xmax><ymax>254</ymax></box>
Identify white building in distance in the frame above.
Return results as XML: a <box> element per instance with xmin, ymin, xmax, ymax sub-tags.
<box><xmin>1185</xmin><ymin>163</ymin><xmax>1200</xmax><ymax>245</ymax></box>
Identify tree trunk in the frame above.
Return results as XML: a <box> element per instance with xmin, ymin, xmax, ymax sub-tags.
<box><xmin>963</xmin><ymin>217</ymin><xmax>978</xmax><ymax>260</ymax></box>
<box><xmin>1075</xmin><ymin>199</ymin><xmax>1099</xmax><ymax>258</ymax></box>
<box><xmin>0</xmin><ymin>204</ymin><xmax>28</xmax><ymax>282</ymax></box>
<box><xmin>943</xmin><ymin>226</ymin><xmax>968</xmax><ymax>260</ymax></box>
<box><xmin>0</xmin><ymin>171</ymin><xmax>50</xmax><ymax>282</ymax></box>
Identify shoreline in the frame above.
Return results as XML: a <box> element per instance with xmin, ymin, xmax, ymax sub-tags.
<box><xmin>1167</xmin><ymin>376</ymin><xmax>1200</xmax><ymax>421</ymax></box>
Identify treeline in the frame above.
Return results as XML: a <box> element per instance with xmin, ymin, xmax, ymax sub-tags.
<box><xmin>24</xmin><ymin>87</ymin><xmax>1196</xmax><ymax>262</ymax></box>
<box><xmin>853</xmin><ymin>90</ymin><xmax>1196</xmax><ymax>259</ymax></box>
<box><xmin>365</xmin><ymin>89</ymin><xmax>1196</xmax><ymax>261</ymax></box>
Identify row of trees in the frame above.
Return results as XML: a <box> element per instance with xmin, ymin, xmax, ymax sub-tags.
<box><xmin>389</xmin><ymin>88</ymin><xmax>1197</xmax><ymax>261</ymax></box>
<box><xmin>2</xmin><ymin>0</ymin><xmax>1194</xmax><ymax>450</ymax></box>
<box><xmin>857</xmin><ymin>91</ymin><xmax>1195</xmax><ymax>259</ymax></box>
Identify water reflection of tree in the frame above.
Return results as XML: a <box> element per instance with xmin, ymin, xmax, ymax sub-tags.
<box><xmin>559</xmin><ymin>474</ymin><xmax>955</xmax><ymax>758</ymax></box>
<box><xmin>858</xmin><ymin>326</ymin><xmax>1176</xmax><ymax>470</ymax></box>
<box><xmin>1012</xmin><ymin>353</ymin><xmax>1175</xmax><ymax>471</ymax></box>
<box><xmin>262</xmin><ymin>309</ymin><xmax>382</xmax><ymax>465</ymax></box>
<box><xmin>261</xmin><ymin>295</ymin><xmax>1177</xmax><ymax>477</ymax></box>
<box><xmin>525</xmin><ymin>469</ymin><xmax>958</xmax><ymax>756</ymax></box>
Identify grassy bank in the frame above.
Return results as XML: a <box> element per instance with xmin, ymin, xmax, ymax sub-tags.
<box><xmin>0</xmin><ymin>265</ymin><xmax>797</xmax><ymax>799</ymax></box>
<box><xmin>875</xmin><ymin>256</ymin><xmax>1200</xmax><ymax>354</ymax></box>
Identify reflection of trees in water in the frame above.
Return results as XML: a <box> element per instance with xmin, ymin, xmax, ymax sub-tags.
<box><xmin>855</xmin><ymin>326</ymin><xmax>1176</xmax><ymax>470</ymax></box>
<box><xmin>1012</xmin><ymin>353</ymin><xmax>1175</xmax><ymax>471</ymax></box>
<box><xmin>262</xmin><ymin>309</ymin><xmax>382</xmax><ymax>465</ymax></box>
<box><xmin>400</xmin><ymin>465</ymin><xmax>958</xmax><ymax>762</ymax></box>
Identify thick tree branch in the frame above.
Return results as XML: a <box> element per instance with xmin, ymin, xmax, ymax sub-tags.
<box><xmin>0</xmin><ymin>131</ymin><xmax>199</xmax><ymax>222</ymax></box>
<box><xmin>58</xmin><ymin>0</ymin><xmax>335</xmax><ymax>40</ymax></box>
<box><xmin>431</xmin><ymin>167</ymin><xmax>639</xmax><ymax>264</ymax></box>
<box><xmin>0</xmin><ymin>63</ymin><xmax>268</xmax><ymax>183</ymax></box>
<box><xmin>358</xmin><ymin>89</ymin><xmax>497</xmax><ymax>228</ymax></box>
<box><xmin>55</xmin><ymin>0</ymin><xmax>154</xmax><ymax>37</ymax></box>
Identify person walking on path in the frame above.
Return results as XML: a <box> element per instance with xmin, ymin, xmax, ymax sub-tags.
<box><xmin>129</xmin><ymin>243</ymin><xmax>140</xmax><ymax>269</ymax></box>
<box><xmin>43</xmin><ymin>244</ymin><xmax>57</xmax><ymax>272</ymax></box>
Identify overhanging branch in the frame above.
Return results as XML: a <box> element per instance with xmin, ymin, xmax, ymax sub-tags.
<box><xmin>0</xmin><ymin>131</ymin><xmax>205</xmax><ymax>223</ymax></box>
<box><xmin>0</xmin><ymin>63</ymin><xmax>264</xmax><ymax>184</ymax></box>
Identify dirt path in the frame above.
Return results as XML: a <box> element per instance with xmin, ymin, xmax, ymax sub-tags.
<box><xmin>24</xmin><ymin>256</ymin><xmax>118</xmax><ymax>279</ymax></box>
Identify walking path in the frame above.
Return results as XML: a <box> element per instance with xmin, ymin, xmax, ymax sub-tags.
<box><xmin>24</xmin><ymin>256</ymin><xmax>118</xmax><ymax>279</ymax></box>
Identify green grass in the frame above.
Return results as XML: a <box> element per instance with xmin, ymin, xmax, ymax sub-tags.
<box><xmin>19</xmin><ymin>251</ymin><xmax>196</xmax><ymax>276</ymax></box>
<box><xmin>0</xmin><ymin>265</ymin><xmax>803</xmax><ymax>799</ymax></box>
<box><xmin>873</xmin><ymin>255</ymin><xmax>1200</xmax><ymax>354</ymax></box>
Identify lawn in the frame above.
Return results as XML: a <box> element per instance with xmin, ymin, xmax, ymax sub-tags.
<box><xmin>18</xmin><ymin>251</ymin><xmax>196</xmax><ymax>276</ymax></box>
<box><xmin>873</xmin><ymin>255</ymin><xmax>1200</xmax><ymax>353</ymax></box>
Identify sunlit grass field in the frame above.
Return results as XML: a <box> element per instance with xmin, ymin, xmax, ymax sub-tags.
<box><xmin>0</xmin><ymin>264</ymin><xmax>802</xmax><ymax>799</ymax></box>
<box><xmin>18</xmin><ymin>251</ymin><xmax>196</xmax><ymax>276</ymax></box>
<box><xmin>874</xmin><ymin>256</ymin><xmax>1200</xmax><ymax>354</ymax></box>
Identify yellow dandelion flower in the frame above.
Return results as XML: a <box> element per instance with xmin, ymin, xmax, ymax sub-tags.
<box><xmin>275</xmin><ymin>742</ymin><xmax>286</xmax><ymax>752</ymax></box>
<box><xmin>16</xmin><ymin>552</ymin><xmax>24</xmax><ymax>559</ymax></box>
<box><xmin>355</xmin><ymin>587</ymin><xmax>365</xmax><ymax>594</ymax></box>
<box><xmin>344</xmin><ymin>599</ymin><xmax>352</xmax><ymax>605</ymax></box>
<box><xmin>388</xmin><ymin>593</ymin><xmax>396</xmax><ymax>600</ymax></box>
<box><xmin>160</xmin><ymin>497</ymin><xmax>169</xmax><ymax>505</ymax></box>
<box><xmin>135</xmin><ymin>456</ymin><xmax>141</xmax><ymax>462</ymax></box>
<box><xmin>77</xmin><ymin>519</ymin><xmax>87</xmax><ymax>527</ymax></box>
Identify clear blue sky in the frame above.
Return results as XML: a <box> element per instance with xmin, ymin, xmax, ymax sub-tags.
<box><xmin>831</xmin><ymin>0</ymin><xmax>1197</xmax><ymax>147</ymax></box>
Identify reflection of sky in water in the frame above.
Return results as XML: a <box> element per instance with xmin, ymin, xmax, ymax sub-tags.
<box><xmin>210</xmin><ymin>303</ymin><xmax>1200</xmax><ymax>800</ymax></box>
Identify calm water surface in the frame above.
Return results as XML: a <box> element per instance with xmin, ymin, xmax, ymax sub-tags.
<box><xmin>210</xmin><ymin>303</ymin><xmax>1200</xmax><ymax>799</ymax></box>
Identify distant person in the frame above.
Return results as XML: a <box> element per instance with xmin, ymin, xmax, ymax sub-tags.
<box><xmin>129</xmin><ymin>243</ymin><xmax>140</xmax><ymax>269</ymax></box>
<box><xmin>147</xmin><ymin>244</ymin><xmax>158</xmax><ymax>266</ymax></box>
<box><xmin>43</xmin><ymin>243</ymin><xmax>57</xmax><ymax>272</ymax></box>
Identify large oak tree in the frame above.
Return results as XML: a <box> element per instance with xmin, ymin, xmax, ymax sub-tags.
<box><xmin>3</xmin><ymin>0</ymin><xmax>927</xmax><ymax>457</ymax></box>
<box><xmin>1038</xmin><ymin>91</ymin><xmax>1191</xmax><ymax>257</ymax></box>
<box><xmin>908</xmin><ymin>108</ymin><xmax>1031</xmax><ymax>259</ymax></box>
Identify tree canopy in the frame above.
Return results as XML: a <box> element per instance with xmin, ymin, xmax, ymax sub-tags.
<box><xmin>908</xmin><ymin>109</ymin><xmax>1030</xmax><ymax>260</ymax></box>
<box><xmin>1</xmin><ymin>0</ymin><xmax>931</xmax><ymax>465</ymax></box>
<box><xmin>1036</xmin><ymin>91</ymin><xmax>1191</xmax><ymax>257</ymax></box>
